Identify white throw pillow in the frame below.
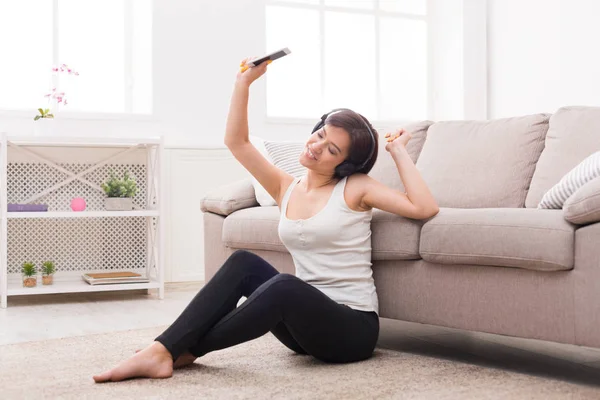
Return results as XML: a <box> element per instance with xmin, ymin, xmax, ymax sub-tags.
<box><xmin>248</xmin><ymin>136</ymin><xmax>275</xmax><ymax>206</ymax></box>
<box><xmin>538</xmin><ymin>151</ymin><xmax>600</xmax><ymax>209</ymax></box>
<box><xmin>249</xmin><ymin>136</ymin><xmax>306</xmax><ymax>206</ymax></box>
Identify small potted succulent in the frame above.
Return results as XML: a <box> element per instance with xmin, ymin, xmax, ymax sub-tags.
<box><xmin>21</xmin><ymin>262</ymin><xmax>37</xmax><ymax>288</ymax></box>
<box><xmin>41</xmin><ymin>261</ymin><xmax>56</xmax><ymax>285</ymax></box>
<box><xmin>101</xmin><ymin>170</ymin><xmax>138</xmax><ymax>211</ymax></box>
<box><xmin>34</xmin><ymin>107</ymin><xmax>55</xmax><ymax>121</ymax></box>
<box><xmin>33</xmin><ymin>108</ymin><xmax>56</xmax><ymax>136</ymax></box>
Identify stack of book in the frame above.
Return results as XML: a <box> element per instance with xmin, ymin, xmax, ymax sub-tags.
<box><xmin>8</xmin><ymin>204</ymin><xmax>48</xmax><ymax>212</ymax></box>
<box><xmin>82</xmin><ymin>272</ymin><xmax>149</xmax><ymax>285</ymax></box>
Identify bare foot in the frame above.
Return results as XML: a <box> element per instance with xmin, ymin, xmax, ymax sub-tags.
<box><xmin>135</xmin><ymin>349</ymin><xmax>196</xmax><ymax>369</ymax></box>
<box><xmin>93</xmin><ymin>341</ymin><xmax>174</xmax><ymax>383</ymax></box>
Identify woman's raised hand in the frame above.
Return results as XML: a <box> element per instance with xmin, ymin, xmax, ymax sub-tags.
<box><xmin>384</xmin><ymin>129</ymin><xmax>412</xmax><ymax>153</ymax></box>
<box><xmin>236</xmin><ymin>57</ymin><xmax>271</xmax><ymax>86</ymax></box>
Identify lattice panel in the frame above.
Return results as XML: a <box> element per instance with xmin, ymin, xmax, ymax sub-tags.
<box><xmin>7</xmin><ymin>163</ymin><xmax>149</xmax><ymax>211</ymax></box>
<box><xmin>7</xmin><ymin>218</ymin><xmax>149</xmax><ymax>274</ymax></box>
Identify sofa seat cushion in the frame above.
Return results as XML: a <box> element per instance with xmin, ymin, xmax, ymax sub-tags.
<box><xmin>420</xmin><ymin>208</ymin><xmax>575</xmax><ymax>271</ymax></box>
<box><xmin>223</xmin><ymin>206</ymin><xmax>285</xmax><ymax>252</ymax></box>
<box><xmin>222</xmin><ymin>207</ymin><xmax>424</xmax><ymax>260</ymax></box>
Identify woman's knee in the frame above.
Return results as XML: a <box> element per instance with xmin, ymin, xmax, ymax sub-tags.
<box><xmin>219</xmin><ymin>250</ymin><xmax>276</xmax><ymax>279</ymax></box>
<box><xmin>227</xmin><ymin>249</ymin><xmax>255</xmax><ymax>263</ymax></box>
<box><xmin>222</xmin><ymin>250</ymin><xmax>259</xmax><ymax>272</ymax></box>
<box><xmin>265</xmin><ymin>273</ymin><xmax>299</xmax><ymax>288</ymax></box>
<box><xmin>257</xmin><ymin>274</ymin><xmax>302</xmax><ymax>301</ymax></box>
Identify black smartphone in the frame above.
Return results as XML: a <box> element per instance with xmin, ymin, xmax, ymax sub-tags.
<box><xmin>247</xmin><ymin>47</ymin><xmax>291</xmax><ymax>67</ymax></box>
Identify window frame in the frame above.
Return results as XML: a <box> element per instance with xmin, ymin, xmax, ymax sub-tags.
<box><xmin>264</xmin><ymin>0</ymin><xmax>432</xmax><ymax>125</ymax></box>
<box><xmin>0</xmin><ymin>0</ymin><xmax>152</xmax><ymax>120</ymax></box>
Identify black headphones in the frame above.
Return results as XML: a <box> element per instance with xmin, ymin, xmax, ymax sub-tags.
<box><xmin>311</xmin><ymin>108</ymin><xmax>377</xmax><ymax>177</ymax></box>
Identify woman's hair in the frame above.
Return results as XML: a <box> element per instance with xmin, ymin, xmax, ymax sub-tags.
<box><xmin>325</xmin><ymin>109</ymin><xmax>379</xmax><ymax>178</ymax></box>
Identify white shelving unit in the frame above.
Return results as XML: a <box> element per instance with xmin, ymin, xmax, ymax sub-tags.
<box><xmin>0</xmin><ymin>134</ymin><xmax>165</xmax><ymax>308</ymax></box>
<box><xmin>7</xmin><ymin>210</ymin><xmax>160</xmax><ymax>219</ymax></box>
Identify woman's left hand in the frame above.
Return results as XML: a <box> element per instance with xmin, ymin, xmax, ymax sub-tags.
<box><xmin>384</xmin><ymin>129</ymin><xmax>412</xmax><ymax>153</ymax></box>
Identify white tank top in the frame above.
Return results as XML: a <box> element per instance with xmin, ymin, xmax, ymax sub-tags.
<box><xmin>278</xmin><ymin>176</ymin><xmax>379</xmax><ymax>314</ymax></box>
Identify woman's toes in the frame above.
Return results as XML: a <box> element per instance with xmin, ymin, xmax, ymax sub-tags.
<box><xmin>93</xmin><ymin>371</ymin><xmax>112</xmax><ymax>383</ymax></box>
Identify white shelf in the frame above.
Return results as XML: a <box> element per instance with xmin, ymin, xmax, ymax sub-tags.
<box><xmin>7</xmin><ymin>210</ymin><xmax>160</xmax><ymax>219</ymax></box>
<box><xmin>0</xmin><ymin>133</ymin><xmax>165</xmax><ymax>308</ymax></box>
<box><xmin>7</xmin><ymin>276</ymin><xmax>160</xmax><ymax>296</ymax></box>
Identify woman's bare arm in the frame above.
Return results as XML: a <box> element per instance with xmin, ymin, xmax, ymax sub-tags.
<box><xmin>224</xmin><ymin>59</ymin><xmax>293</xmax><ymax>205</ymax></box>
<box><xmin>362</xmin><ymin>129</ymin><xmax>439</xmax><ymax>219</ymax></box>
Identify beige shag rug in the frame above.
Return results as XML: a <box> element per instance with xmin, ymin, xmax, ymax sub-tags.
<box><xmin>1</xmin><ymin>326</ymin><xmax>599</xmax><ymax>400</ymax></box>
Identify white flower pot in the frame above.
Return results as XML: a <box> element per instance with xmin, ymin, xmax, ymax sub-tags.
<box><xmin>104</xmin><ymin>197</ymin><xmax>133</xmax><ymax>211</ymax></box>
<box><xmin>33</xmin><ymin>118</ymin><xmax>56</xmax><ymax>136</ymax></box>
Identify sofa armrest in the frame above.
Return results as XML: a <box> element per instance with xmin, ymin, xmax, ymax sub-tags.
<box><xmin>573</xmin><ymin>220</ymin><xmax>600</xmax><ymax>347</ymax></box>
<box><xmin>564</xmin><ymin>176</ymin><xmax>600</xmax><ymax>225</ymax></box>
<box><xmin>201</xmin><ymin>179</ymin><xmax>259</xmax><ymax>216</ymax></box>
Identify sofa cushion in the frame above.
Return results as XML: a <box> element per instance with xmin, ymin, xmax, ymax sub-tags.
<box><xmin>563</xmin><ymin>176</ymin><xmax>600</xmax><ymax>225</ymax></box>
<box><xmin>526</xmin><ymin>106</ymin><xmax>600</xmax><ymax>208</ymax></box>
<box><xmin>249</xmin><ymin>136</ymin><xmax>307</xmax><ymax>206</ymax></box>
<box><xmin>539</xmin><ymin>151</ymin><xmax>600</xmax><ymax>209</ymax></box>
<box><xmin>201</xmin><ymin>179</ymin><xmax>258</xmax><ymax>216</ymax></box>
<box><xmin>223</xmin><ymin>206</ymin><xmax>285</xmax><ymax>252</ymax></box>
<box><xmin>222</xmin><ymin>206</ymin><xmax>423</xmax><ymax>260</ymax></box>
<box><xmin>420</xmin><ymin>208</ymin><xmax>575</xmax><ymax>271</ymax></box>
<box><xmin>369</xmin><ymin>120</ymin><xmax>433</xmax><ymax>192</ymax></box>
<box><xmin>416</xmin><ymin>114</ymin><xmax>550</xmax><ymax>208</ymax></box>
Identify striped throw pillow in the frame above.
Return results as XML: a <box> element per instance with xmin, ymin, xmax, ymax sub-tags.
<box><xmin>538</xmin><ymin>151</ymin><xmax>600</xmax><ymax>209</ymax></box>
<box><xmin>264</xmin><ymin>140</ymin><xmax>307</xmax><ymax>178</ymax></box>
<box><xmin>249</xmin><ymin>136</ymin><xmax>306</xmax><ymax>206</ymax></box>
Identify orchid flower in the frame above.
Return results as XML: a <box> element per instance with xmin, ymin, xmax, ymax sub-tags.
<box><xmin>38</xmin><ymin>63</ymin><xmax>79</xmax><ymax>119</ymax></box>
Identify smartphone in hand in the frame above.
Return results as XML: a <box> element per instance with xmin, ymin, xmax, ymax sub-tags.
<box><xmin>246</xmin><ymin>47</ymin><xmax>291</xmax><ymax>67</ymax></box>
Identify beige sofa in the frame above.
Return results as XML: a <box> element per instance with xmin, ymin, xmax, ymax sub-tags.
<box><xmin>201</xmin><ymin>106</ymin><xmax>600</xmax><ymax>349</ymax></box>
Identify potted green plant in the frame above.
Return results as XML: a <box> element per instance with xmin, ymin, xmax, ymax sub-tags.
<box><xmin>41</xmin><ymin>261</ymin><xmax>56</xmax><ymax>285</ymax></box>
<box><xmin>33</xmin><ymin>64</ymin><xmax>79</xmax><ymax>136</ymax></box>
<box><xmin>101</xmin><ymin>170</ymin><xmax>138</xmax><ymax>211</ymax></box>
<box><xmin>33</xmin><ymin>108</ymin><xmax>55</xmax><ymax>136</ymax></box>
<box><xmin>33</xmin><ymin>108</ymin><xmax>55</xmax><ymax>121</ymax></box>
<box><xmin>21</xmin><ymin>262</ymin><xmax>37</xmax><ymax>288</ymax></box>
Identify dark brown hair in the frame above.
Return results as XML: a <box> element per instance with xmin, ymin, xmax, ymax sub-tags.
<box><xmin>325</xmin><ymin>109</ymin><xmax>379</xmax><ymax>178</ymax></box>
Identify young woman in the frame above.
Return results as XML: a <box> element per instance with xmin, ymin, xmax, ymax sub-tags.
<box><xmin>94</xmin><ymin>58</ymin><xmax>439</xmax><ymax>383</ymax></box>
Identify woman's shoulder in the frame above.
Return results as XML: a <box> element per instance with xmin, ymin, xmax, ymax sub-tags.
<box><xmin>344</xmin><ymin>174</ymin><xmax>372</xmax><ymax>212</ymax></box>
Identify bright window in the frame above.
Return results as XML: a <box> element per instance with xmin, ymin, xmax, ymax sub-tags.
<box><xmin>0</xmin><ymin>0</ymin><xmax>152</xmax><ymax>114</ymax></box>
<box><xmin>266</xmin><ymin>0</ymin><xmax>428</xmax><ymax>121</ymax></box>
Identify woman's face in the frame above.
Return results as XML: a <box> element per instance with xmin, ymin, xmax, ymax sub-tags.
<box><xmin>300</xmin><ymin>124</ymin><xmax>351</xmax><ymax>175</ymax></box>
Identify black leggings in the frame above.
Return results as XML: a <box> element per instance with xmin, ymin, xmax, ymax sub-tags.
<box><xmin>155</xmin><ymin>250</ymin><xmax>379</xmax><ymax>363</ymax></box>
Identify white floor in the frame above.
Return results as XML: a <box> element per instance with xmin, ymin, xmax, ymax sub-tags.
<box><xmin>0</xmin><ymin>283</ymin><xmax>199</xmax><ymax>346</ymax></box>
<box><xmin>2</xmin><ymin>283</ymin><xmax>600</xmax><ymax>388</ymax></box>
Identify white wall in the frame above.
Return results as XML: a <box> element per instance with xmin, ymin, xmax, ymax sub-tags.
<box><xmin>154</xmin><ymin>0</ymin><xmax>274</xmax><ymax>146</ymax></box>
<box><xmin>427</xmin><ymin>0</ymin><xmax>488</xmax><ymax>121</ymax></box>
<box><xmin>430</xmin><ymin>0</ymin><xmax>465</xmax><ymax>120</ymax></box>
<box><xmin>165</xmin><ymin>148</ymin><xmax>247</xmax><ymax>282</ymax></box>
<box><xmin>488</xmin><ymin>0</ymin><xmax>600</xmax><ymax>118</ymax></box>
